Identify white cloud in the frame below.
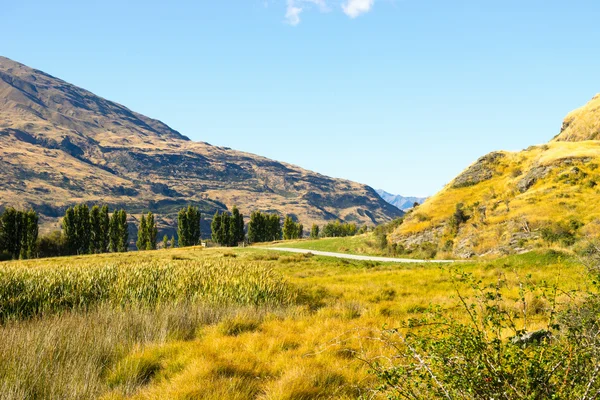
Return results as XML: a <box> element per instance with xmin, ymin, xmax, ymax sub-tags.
<box><xmin>342</xmin><ymin>0</ymin><xmax>375</xmax><ymax>18</ymax></box>
<box><xmin>285</xmin><ymin>3</ymin><xmax>303</xmax><ymax>25</ymax></box>
<box><xmin>285</xmin><ymin>0</ymin><xmax>329</xmax><ymax>26</ymax></box>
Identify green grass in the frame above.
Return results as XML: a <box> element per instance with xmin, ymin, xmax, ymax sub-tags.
<box><xmin>270</xmin><ymin>234</ymin><xmax>386</xmax><ymax>256</ymax></box>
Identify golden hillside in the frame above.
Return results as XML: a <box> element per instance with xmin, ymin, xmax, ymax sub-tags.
<box><xmin>392</xmin><ymin>95</ymin><xmax>600</xmax><ymax>257</ymax></box>
<box><xmin>0</xmin><ymin>56</ymin><xmax>402</xmax><ymax>234</ymax></box>
<box><xmin>554</xmin><ymin>94</ymin><xmax>600</xmax><ymax>142</ymax></box>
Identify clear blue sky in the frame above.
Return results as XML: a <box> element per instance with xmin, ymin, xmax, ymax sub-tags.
<box><xmin>2</xmin><ymin>1</ymin><xmax>600</xmax><ymax>197</ymax></box>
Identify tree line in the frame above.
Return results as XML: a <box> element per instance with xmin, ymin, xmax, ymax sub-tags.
<box><xmin>1</xmin><ymin>202</ymin><xmax>366</xmax><ymax>261</ymax></box>
<box><xmin>62</xmin><ymin>204</ymin><xmax>129</xmax><ymax>255</ymax></box>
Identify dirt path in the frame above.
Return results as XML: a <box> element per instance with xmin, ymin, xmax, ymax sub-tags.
<box><xmin>264</xmin><ymin>247</ymin><xmax>455</xmax><ymax>263</ymax></box>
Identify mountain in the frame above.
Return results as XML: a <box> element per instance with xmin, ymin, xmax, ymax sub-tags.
<box><xmin>376</xmin><ymin>190</ymin><xmax>427</xmax><ymax>211</ymax></box>
<box><xmin>0</xmin><ymin>56</ymin><xmax>403</xmax><ymax>235</ymax></box>
<box><xmin>391</xmin><ymin>94</ymin><xmax>600</xmax><ymax>258</ymax></box>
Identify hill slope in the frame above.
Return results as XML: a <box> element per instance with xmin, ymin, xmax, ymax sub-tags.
<box><xmin>391</xmin><ymin>95</ymin><xmax>600</xmax><ymax>257</ymax></box>
<box><xmin>0</xmin><ymin>56</ymin><xmax>402</xmax><ymax>234</ymax></box>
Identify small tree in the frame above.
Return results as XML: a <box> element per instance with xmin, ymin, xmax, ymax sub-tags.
<box><xmin>163</xmin><ymin>234</ymin><xmax>169</xmax><ymax>249</ymax></box>
<box><xmin>310</xmin><ymin>224</ymin><xmax>320</xmax><ymax>239</ymax></box>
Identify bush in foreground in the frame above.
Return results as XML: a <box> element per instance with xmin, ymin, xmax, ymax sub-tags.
<box><xmin>365</xmin><ymin>265</ymin><xmax>600</xmax><ymax>399</ymax></box>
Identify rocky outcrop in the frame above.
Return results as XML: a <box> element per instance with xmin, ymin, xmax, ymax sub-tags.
<box><xmin>516</xmin><ymin>165</ymin><xmax>552</xmax><ymax>193</ymax></box>
<box><xmin>451</xmin><ymin>152</ymin><xmax>505</xmax><ymax>188</ymax></box>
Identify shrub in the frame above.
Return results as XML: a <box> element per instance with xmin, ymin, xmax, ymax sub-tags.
<box><xmin>365</xmin><ymin>269</ymin><xmax>600</xmax><ymax>399</ymax></box>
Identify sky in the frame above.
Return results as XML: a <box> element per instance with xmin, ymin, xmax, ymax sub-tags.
<box><xmin>2</xmin><ymin>0</ymin><xmax>600</xmax><ymax>197</ymax></box>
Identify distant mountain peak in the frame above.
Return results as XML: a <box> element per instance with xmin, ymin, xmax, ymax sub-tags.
<box><xmin>376</xmin><ymin>189</ymin><xmax>427</xmax><ymax>211</ymax></box>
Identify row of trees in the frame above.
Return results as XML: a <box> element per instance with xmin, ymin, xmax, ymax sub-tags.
<box><xmin>0</xmin><ymin>208</ymin><xmax>38</xmax><ymax>260</ymax></box>
<box><xmin>2</xmin><ymin>201</ymin><xmax>367</xmax><ymax>260</ymax></box>
<box><xmin>248</xmin><ymin>211</ymin><xmax>283</xmax><ymax>243</ymax></box>
<box><xmin>283</xmin><ymin>216</ymin><xmax>303</xmax><ymax>240</ymax></box>
<box><xmin>62</xmin><ymin>205</ymin><xmax>129</xmax><ymax>255</ymax></box>
<box><xmin>321</xmin><ymin>221</ymin><xmax>358</xmax><ymax>238</ymax></box>
<box><xmin>211</xmin><ymin>206</ymin><xmax>245</xmax><ymax>247</ymax></box>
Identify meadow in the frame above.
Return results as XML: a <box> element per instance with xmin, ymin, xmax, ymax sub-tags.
<box><xmin>0</xmin><ymin>245</ymin><xmax>590</xmax><ymax>399</ymax></box>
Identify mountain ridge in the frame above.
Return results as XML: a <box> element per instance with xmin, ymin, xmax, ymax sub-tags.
<box><xmin>0</xmin><ymin>56</ymin><xmax>403</xmax><ymax>236</ymax></box>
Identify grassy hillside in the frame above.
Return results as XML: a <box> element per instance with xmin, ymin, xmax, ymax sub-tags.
<box><xmin>0</xmin><ymin>247</ymin><xmax>587</xmax><ymax>399</ymax></box>
<box><xmin>392</xmin><ymin>96</ymin><xmax>600</xmax><ymax>258</ymax></box>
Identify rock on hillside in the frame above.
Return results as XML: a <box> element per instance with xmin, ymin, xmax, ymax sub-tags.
<box><xmin>391</xmin><ymin>95</ymin><xmax>600</xmax><ymax>258</ymax></box>
<box><xmin>0</xmin><ymin>56</ymin><xmax>402</xmax><ymax>235</ymax></box>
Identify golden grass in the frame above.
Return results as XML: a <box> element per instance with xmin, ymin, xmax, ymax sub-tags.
<box><xmin>0</xmin><ymin>247</ymin><xmax>590</xmax><ymax>399</ymax></box>
<box><xmin>394</xmin><ymin>140</ymin><xmax>600</xmax><ymax>255</ymax></box>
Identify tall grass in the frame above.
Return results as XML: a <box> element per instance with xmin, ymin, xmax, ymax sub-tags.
<box><xmin>0</xmin><ymin>304</ymin><xmax>277</xmax><ymax>400</ymax></box>
<box><xmin>0</xmin><ymin>258</ymin><xmax>297</xmax><ymax>321</ymax></box>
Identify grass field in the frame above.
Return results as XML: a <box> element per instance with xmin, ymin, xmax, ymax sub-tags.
<box><xmin>271</xmin><ymin>235</ymin><xmax>385</xmax><ymax>257</ymax></box>
<box><xmin>0</xmin><ymin>246</ymin><xmax>590</xmax><ymax>399</ymax></box>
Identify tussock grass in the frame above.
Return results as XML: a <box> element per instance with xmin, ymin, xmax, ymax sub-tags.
<box><xmin>0</xmin><ymin>303</ymin><xmax>263</xmax><ymax>400</ymax></box>
<box><xmin>0</xmin><ymin>257</ymin><xmax>296</xmax><ymax>321</ymax></box>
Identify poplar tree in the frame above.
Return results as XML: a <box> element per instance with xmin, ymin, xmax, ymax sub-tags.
<box><xmin>23</xmin><ymin>210</ymin><xmax>38</xmax><ymax>259</ymax></box>
<box><xmin>100</xmin><ymin>205</ymin><xmax>110</xmax><ymax>253</ymax></box>
<box><xmin>310</xmin><ymin>224</ymin><xmax>320</xmax><ymax>239</ymax></box>
<box><xmin>163</xmin><ymin>235</ymin><xmax>169</xmax><ymax>249</ymax></box>
<box><xmin>146</xmin><ymin>212</ymin><xmax>158</xmax><ymax>250</ymax></box>
<box><xmin>118</xmin><ymin>210</ymin><xmax>129</xmax><ymax>252</ymax></box>
<box><xmin>248</xmin><ymin>211</ymin><xmax>281</xmax><ymax>243</ymax></box>
<box><xmin>90</xmin><ymin>205</ymin><xmax>102</xmax><ymax>254</ymax></box>
<box><xmin>178</xmin><ymin>206</ymin><xmax>201</xmax><ymax>247</ymax></box>
<box><xmin>177</xmin><ymin>208</ymin><xmax>188</xmax><ymax>247</ymax></box>
<box><xmin>75</xmin><ymin>204</ymin><xmax>91</xmax><ymax>254</ymax></box>
<box><xmin>229</xmin><ymin>206</ymin><xmax>245</xmax><ymax>246</ymax></box>
<box><xmin>136</xmin><ymin>214</ymin><xmax>148</xmax><ymax>251</ymax></box>
<box><xmin>269</xmin><ymin>214</ymin><xmax>282</xmax><ymax>241</ymax></box>
<box><xmin>211</xmin><ymin>211</ymin><xmax>222</xmax><ymax>244</ymax></box>
<box><xmin>1</xmin><ymin>208</ymin><xmax>19</xmax><ymax>258</ymax></box>
<box><xmin>109</xmin><ymin>209</ymin><xmax>128</xmax><ymax>252</ymax></box>
<box><xmin>63</xmin><ymin>207</ymin><xmax>77</xmax><ymax>255</ymax></box>
<box><xmin>283</xmin><ymin>215</ymin><xmax>303</xmax><ymax>240</ymax></box>
<box><xmin>283</xmin><ymin>215</ymin><xmax>294</xmax><ymax>240</ymax></box>
<box><xmin>0</xmin><ymin>208</ymin><xmax>39</xmax><ymax>259</ymax></box>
